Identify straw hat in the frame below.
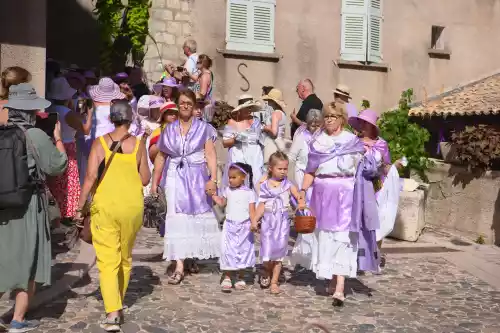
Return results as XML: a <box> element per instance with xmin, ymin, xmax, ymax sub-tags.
<box><xmin>48</xmin><ymin>77</ymin><xmax>77</xmax><ymax>101</ymax></box>
<box><xmin>262</xmin><ymin>88</ymin><xmax>286</xmax><ymax>110</ymax></box>
<box><xmin>333</xmin><ymin>84</ymin><xmax>352</xmax><ymax>99</ymax></box>
<box><xmin>88</xmin><ymin>77</ymin><xmax>126</xmax><ymax>102</ymax></box>
<box><xmin>231</xmin><ymin>99</ymin><xmax>263</xmax><ymax>114</ymax></box>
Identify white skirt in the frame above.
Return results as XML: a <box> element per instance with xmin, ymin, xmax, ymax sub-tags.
<box><xmin>162</xmin><ymin>167</ymin><xmax>221</xmax><ymax>261</ymax></box>
<box><xmin>293</xmin><ymin>230</ymin><xmax>358</xmax><ymax>279</ymax></box>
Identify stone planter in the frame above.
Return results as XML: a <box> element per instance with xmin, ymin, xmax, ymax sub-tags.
<box><xmin>389</xmin><ymin>187</ymin><xmax>426</xmax><ymax>242</ymax></box>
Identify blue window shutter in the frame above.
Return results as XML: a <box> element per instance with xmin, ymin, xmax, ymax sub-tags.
<box><xmin>341</xmin><ymin>0</ymin><xmax>368</xmax><ymax>62</ymax></box>
<box><xmin>367</xmin><ymin>0</ymin><xmax>383</xmax><ymax>63</ymax></box>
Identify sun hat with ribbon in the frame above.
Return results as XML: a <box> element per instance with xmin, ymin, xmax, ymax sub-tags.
<box><xmin>262</xmin><ymin>88</ymin><xmax>286</xmax><ymax>110</ymax></box>
<box><xmin>48</xmin><ymin>77</ymin><xmax>77</xmax><ymax>101</ymax></box>
<box><xmin>348</xmin><ymin>109</ymin><xmax>379</xmax><ymax>135</ymax></box>
<box><xmin>88</xmin><ymin>77</ymin><xmax>126</xmax><ymax>102</ymax></box>
<box><xmin>160</xmin><ymin>101</ymin><xmax>178</xmax><ymax>113</ymax></box>
<box><xmin>5</xmin><ymin>83</ymin><xmax>51</xmax><ymax>111</ymax></box>
<box><xmin>137</xmin><ymin>95</ymin><xmax>165</xmax><ymax>117</ymax></box>
<box><xmin>333</xmin><ymin>84</ymin><xmax>352</xmax><ymax>99</ymax></box>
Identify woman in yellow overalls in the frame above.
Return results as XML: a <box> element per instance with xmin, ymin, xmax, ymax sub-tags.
<box><xmin>76</xmin><ymin>100</ymin><xmax>151</xmax><ymax>332</ymax></box>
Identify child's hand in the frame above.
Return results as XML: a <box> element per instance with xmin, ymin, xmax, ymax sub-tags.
<box><xmin>297</xmin><ymin>198</ymin><xmax>307</xmax><ymax>210</ymax></box>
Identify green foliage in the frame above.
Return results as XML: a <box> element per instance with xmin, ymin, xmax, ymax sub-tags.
<box><xmin>475</xmin><ymin>234</ymin><xmax>486</xmax><ymax>245</ymax></box>
<box><xmin>451</xmin><ymin>125</ymin><xmax>500</xmax><ymax>172</ymax></box>
<box><xmin>378</xmin><ymin>89</ymin><xmax>433</xmax><ymax>180</ymax></box>
<box><xmin>361</xmin><ymin>99</ymin><xmax>370</xmax><ymax>110</ymax></box>
<box><xmin>94</xmin><ymin>0</ymin><xmax>151</xmax><ymax>74</ymax></box>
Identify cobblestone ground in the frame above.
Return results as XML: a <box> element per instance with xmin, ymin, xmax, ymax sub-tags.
<box><xmin>21</xmin><ymin>229</ymin><xmax>500</xmax><ymax>333</ymax></box>
<box><xmin>0</xmin><ymin>231</ymin><xmax>79</xmax><ymax>315</ymax></box>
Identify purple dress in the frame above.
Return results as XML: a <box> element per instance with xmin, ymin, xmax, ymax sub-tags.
<box><xmin>219</xmin><ymin>187</ymin><xmax>256</xmax><ymax>270</ymax></box>
<box><xmin>158</xmin><ymin>118</ymin><xmax>222</xmax><ymax>261</ymax></box>
<box><xmin>259</xmin><ymin>179</ymin><xmax>292</xmax><ymax>262</ymax></box>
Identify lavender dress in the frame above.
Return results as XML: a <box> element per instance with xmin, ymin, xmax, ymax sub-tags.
<box><xmin>259</xmin><ymin>179</ymin><xmax>292</xmax><ymax>262</ymax></box>
<box><xmin>219</xmin><ymin>187</ymin><xmax>256</xmax><ymax>270</ymax></box>
<box><xmin>304</xmin><ymin>131</ymin><xmax>363</xmax><ymax>279</ymax></box>
<box><xmin>158</xmin><ymin>118</ymin><xmax>221</xmax><ymax>260</ymax></box>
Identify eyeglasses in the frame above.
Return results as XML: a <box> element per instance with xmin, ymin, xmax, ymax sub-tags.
<box><xmin>324</xmin><ymin>114</ymin><xmax>340</xmax><ymax>121</ymax></box>
<box><xmin>178</xmin><ymin>101</ymin><xmax>194</xmax><ymax>108</ymax></box>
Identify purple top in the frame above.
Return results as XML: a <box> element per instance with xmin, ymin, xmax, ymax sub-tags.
<box><xmin>158</xmin><ymin>117</ymin><xmax>217</xmax><ymax>214</ymax></box>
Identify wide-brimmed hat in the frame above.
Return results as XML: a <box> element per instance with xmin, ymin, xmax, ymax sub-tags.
<box><xmin>238</xmin><ymin>94</ymin><xmax>253</xmax><ymax>105</ymax></box>
<box><xmin>137</xmin><ymin>95</ymin><xmax>165</xmax><ymax>116</ymax></box>
<box><xmin>160</xmin><ymin>101</ymin><xmax>178</xmax><ymax>113</ymax></box>
<box><xmin>158</xmin><ymin>77</ymin><xmax>180</xmax><ymax>88</ymax></box>
<box><xmin>231</xmin><ymin>99</ymin><xmax>263</xmax><ymax>114</ymax></box>
<box><xmin>88</xmin><ymin>77</ymin><xmax>125</xmax><ymax>102</ymax></box>
<box><xmin>5</xmin><ymin>83</ymin><xmax>51</xmax><ymax>111</ymax></box>
<box><xmin>65</xmin><ymin>71</ymin><xmax>86</xmax><ymax>86</ymax></box>
<box><xmin>333</xmin><ymin>84</ymin><xmax>352</xmax><ymax>99</ymax></box>
<box><xmin>48</xmin><ymin>77</ymin><xmax>76</xmax><ymax>100</ymax></box>
<box><xmin>262</xmin><ymin>88</ymin><xmax>286</xmax><ymax>110</ymax></box>
<box><xmin>348</xmin><ymin>109</ymin><xmax>379</xmax><ymax>135</ymax></box>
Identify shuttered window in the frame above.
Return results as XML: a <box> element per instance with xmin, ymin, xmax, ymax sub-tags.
<box><xmin>226</xmin><ymin>0</ymin><xmax>276</xmax><ymax>53</ymax></box>
<box><xmin>341</xmin><ymin>0</ymin><xmax>383</xmax><ymax>63</ymax></box>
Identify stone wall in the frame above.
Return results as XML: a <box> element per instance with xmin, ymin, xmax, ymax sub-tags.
<box><xmin>425</xmin><ymin>160</ymin><xmax>500</xmax><ymax>245</ymax></box>
<box><xmin>142</xmin><ymin>0</ymin><xmax>194</xmax><ymax>85</ymax></box>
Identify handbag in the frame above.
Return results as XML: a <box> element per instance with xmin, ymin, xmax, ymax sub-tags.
<box><xmin>143</xmin><ymin>186</ymin><xmax>167</xmax><ymax>229</ymax></box>
<box><xmin>77</xmin><ymin>134</ymin><xmax>131</xmax><ymax>244</ymax></box>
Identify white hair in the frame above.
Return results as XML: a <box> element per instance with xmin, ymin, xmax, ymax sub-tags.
<box><xmin>306</xmin><ymin>108</ymin><xmax>323</xmax><ymax>124</ymax></box>
<box><xmin>183</xmin><ymin>39</ymin><xmax>197</xmax><ymax>53</ymax></box>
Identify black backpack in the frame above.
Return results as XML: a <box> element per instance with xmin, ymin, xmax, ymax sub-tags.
<box><xmin>0</xmin><ymin>124</ymin><xmax>38</xmax><ymax>210</ymax></box>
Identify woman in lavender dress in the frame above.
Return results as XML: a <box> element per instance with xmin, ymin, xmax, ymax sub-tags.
<box><xmin>348</xmin><ymin>109</ymin><xmax>402</xmax><ymax>264</ymax></box>
<box><xmin>151</xmin><ymin>89</ymin><xmax>221</xmax><ymax>285</ymax></box>
<box><xmin>289</xmin><ymin>109</ymin><xmax>323</xmax><ymax>269</ymax></box>
<box><xmin>299</xmin><ymin>103</ymin><xmax>380</xmax><ymax>306</ymax></box>
<box><xmin>222</xmin><ymin>98</ymin><xmax>264</xmax><ymax>189</ymax></box>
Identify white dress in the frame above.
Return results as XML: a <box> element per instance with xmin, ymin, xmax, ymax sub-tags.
<box><xmin>292</xmin><ymin>131</ymin><xmax>362</xmax><ymax>279</ymax></box>
<box><xmin>162</xmin><ymin>138</ymin><xmax>221</xmax><ymax>261</ymax></box>
<box><xmin>288</xmin><ymin>129</ymin><xmax>315</xmax><ymax>269</ymax></box>
<box><xmin>222</xmin><ymin>120</ymin><xmax>264</xmax><ymax>188</ymax></box>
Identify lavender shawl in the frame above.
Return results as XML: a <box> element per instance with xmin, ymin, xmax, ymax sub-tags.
<box><xmin>158</xmin><ymin>118</ymin><xmax>217</xmax><ymax>214</ymax></box>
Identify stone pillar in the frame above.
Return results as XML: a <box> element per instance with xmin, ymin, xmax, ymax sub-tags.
<box><xmin>0</xmin><ymin>0</ymin><xmax>47</xmax><ymax>96</ymax></box>
<box><xmin>143</xmin><ymin>0</ymin><xmax>193</xmax><ymax>84</ymax></box>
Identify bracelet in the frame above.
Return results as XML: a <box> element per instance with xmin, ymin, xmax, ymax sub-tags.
<box><xmin>210</xmin><ymin>179</ymin><xmax>219</xmax><ymax>186</ymax></box>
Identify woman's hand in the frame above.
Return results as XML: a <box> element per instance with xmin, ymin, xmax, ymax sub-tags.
<box><xmin>74</xmin><ymin>209</ymin><xmax>83</xmax><ymax>222</ymax></box>
<box><xmin>205</xmin><ymin>180</ymin><xmax>217</xmax><ymax>196</ymax></box>
<box><xmin>53</xmin><ymin>121</ymin><xmax>62</xmax><ymax>142</ymax></box>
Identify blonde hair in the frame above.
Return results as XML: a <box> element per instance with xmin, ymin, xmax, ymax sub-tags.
<box><xmin>323</xmin><ymin>102</ymin><xmax>347</xmax><ymax>127</ymax></box>
<box><xmin>0</xmin><ymin>66</ymin><xmax>32</xmax><ymax>99</ymax></box>
<box><xmin>267</xmin><ymin>151</ymin><xmax>289</xmax><ymax>177</ymax></box>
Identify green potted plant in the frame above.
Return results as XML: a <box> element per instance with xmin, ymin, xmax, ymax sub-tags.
<box><xmin>377</xmin><ymin>89</ymin><xmax>433</xmax><ymax>181</ymax></box>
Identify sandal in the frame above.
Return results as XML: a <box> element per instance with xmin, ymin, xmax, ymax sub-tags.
<box><xmin>259</xmin><ymin>275</ymin><xmax>271</xmax><ymax>289</ymax></box>
<box><xmin>270</xmin><ymin>283</ymin><xmax>281</xmax><ymax>295</ymax></box>
<box><xmin>332</xmin><ymin>292</ymin><xmax>345</xmax><ymax>307</ymax></box>
<box><xmin>168</xmin><ymin>271</ymin><xmax>184</xmax><ymax>285</ymax></box>
<box><xmin>220</xmin><ymin>277</ymin><xmax>232</xmax><ymax>292</ymax></box>
<box><xmin>234</xmin><ymin>280</ymin><xmax>247</xmax><ymax>290</ymax></box>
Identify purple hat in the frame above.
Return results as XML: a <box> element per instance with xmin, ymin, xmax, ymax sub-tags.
<box><xmin>88</xmin><ymin>77</ymin><xmax>126</xmax><ymax>102</ymax></box>
<box><xmin>157</xmin><ymin>77</ymin><xmax>180</xmax><ymax>88</ymax></box>
<box><xmin>348</xmin><ymin>109</ymin><xmax>379</xmax><ymax>135</ymax></box>
<box><xmin>65</xmin><ymin>71</ymin><xmax>85</xmax><ymax>85</ymax></box>
<box><xmin>114</xmin><ymin>72</ymin><xmax>129</xmax><ymax>83</ymax></box>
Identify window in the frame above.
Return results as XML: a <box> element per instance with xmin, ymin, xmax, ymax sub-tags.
<box><xmin>226</xmin><ymin>0</ymin><xmax>276</xmax><ymax>54</ymax></box>
<box><xmin>341</xmin><ymin>0</ymin><xmax>383</xmax><ymax>63</ymax></box>
<box><xmin>431</xmin><ymin>25</ymin><xmax>445</xmax><ymax>50</ymax></box>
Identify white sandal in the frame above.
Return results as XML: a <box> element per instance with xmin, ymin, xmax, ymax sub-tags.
<box><xmin>220</xmin><ymin>278</ymin><xmax>232</xmax><ymax>292</ymax></box>
<box><xmin>234</xmin><ymin>280</ymin><xmax>247</xmax><ymax>290</ymax></box>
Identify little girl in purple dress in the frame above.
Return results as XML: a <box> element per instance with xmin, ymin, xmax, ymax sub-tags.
<box><xmin>212</xmin><ymin>163</ymin><xmax>257</xmax><ymax>292</ymax></box>
<box><xmin>255</xmin><ymin>152</ymin><xmax>302</xmax><ymax>295</ymax></box>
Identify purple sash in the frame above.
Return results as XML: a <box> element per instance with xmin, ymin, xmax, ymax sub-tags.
<box><xmin>158</xmin><ymin>118</ymin><xmax>217</xmax><ymax>214</ymax></box>
<box><xmin>305</xmin><ymin>133</ymin><xmax>366</xmax><ymax>174</ymax></box>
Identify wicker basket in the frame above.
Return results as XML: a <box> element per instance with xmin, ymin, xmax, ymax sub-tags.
<box><xmin>294</xmin><ymin>207</ymin><xmax>316</xmax><ymax>234</ymax></box>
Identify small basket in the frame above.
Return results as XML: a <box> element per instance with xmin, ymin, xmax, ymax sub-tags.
<box><xmin>294</xmin><ymin>206</ymin><xmax>316</xmax><ymax>234</ymax></box>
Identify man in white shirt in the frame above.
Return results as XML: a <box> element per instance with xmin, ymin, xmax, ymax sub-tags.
<box><xmin>182</xmin><ymin>39</ymin><xmax>199</xmax><ymax>88</ymax></box>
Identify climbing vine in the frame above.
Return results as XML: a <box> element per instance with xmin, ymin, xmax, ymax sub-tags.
<box><xmin>93</xmin><ymin>0</ymin><xmax>151</xmax><ymax>74</ymax></box>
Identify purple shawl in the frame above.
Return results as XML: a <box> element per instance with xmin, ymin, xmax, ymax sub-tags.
<box><xmin>352</xmin><ymin>153</ymin><xmax>381</xmax><ymax>272</ymax></box>
<box><xmin>158</xmin><ymin>118</ymin><xmax>217</xmax><ymax>214</ymax></box>
<box><xmin>305</xmin><ymin>132</ymin><xmax>366</xmax><ymax>174</ymax></box>
<box><xmin>259</xmin><ymin>178</ymin><xmax>292</xmax><ymax>221</ymax></box>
